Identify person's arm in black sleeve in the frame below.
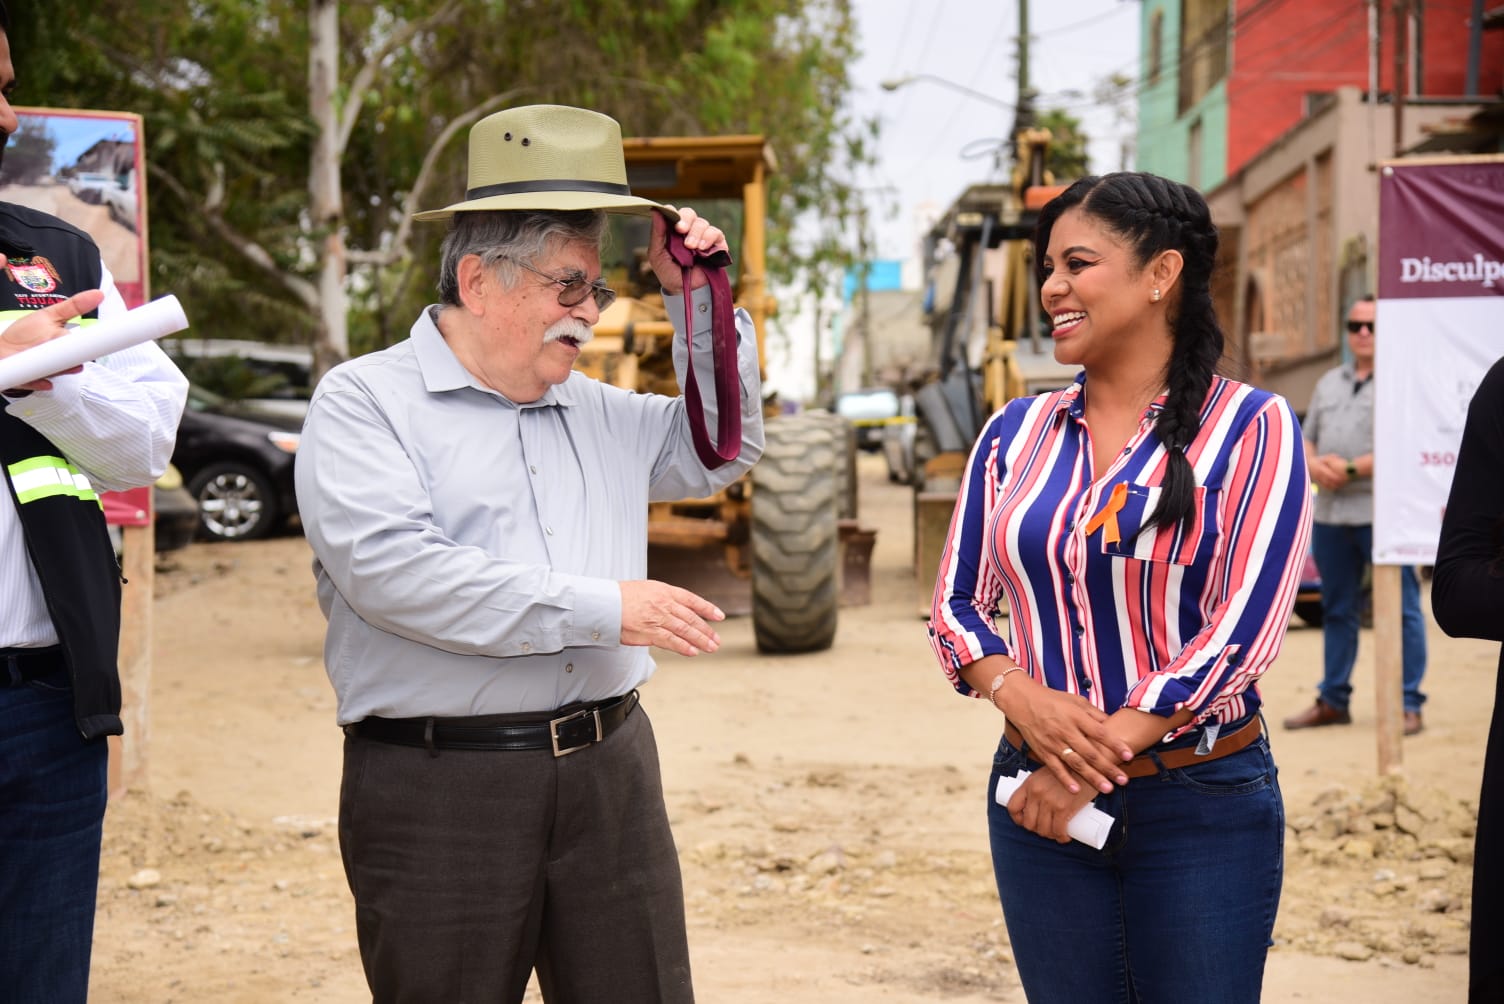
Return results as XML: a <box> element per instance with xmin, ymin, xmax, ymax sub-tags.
<box><xmin>1433</xmin><ymin>357</ymin><xmax>1504</xmax><ymax>641</ymax></box>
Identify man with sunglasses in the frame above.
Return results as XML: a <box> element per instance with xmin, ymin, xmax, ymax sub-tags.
<box><xmin>1285</xmin><ymin>294</ymin><xmax>1428</xmax><ymax>735</ymax></box>
<box><xmin>294</xmin><ymin>105</ymin><xmax>764</xmax><ymax>1003</ymax></box>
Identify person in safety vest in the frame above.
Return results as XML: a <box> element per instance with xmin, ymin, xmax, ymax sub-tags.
<box><xmin>0</xmin><ymin>4</ymin><xmax>189</xmax><ymax>1000</ymax></box>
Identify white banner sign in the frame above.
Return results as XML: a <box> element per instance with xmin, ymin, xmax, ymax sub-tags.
<box><xmin>1373</xmin><ymin>158</ymin><xmax>1504</xmax><ymax>565</ymax></box>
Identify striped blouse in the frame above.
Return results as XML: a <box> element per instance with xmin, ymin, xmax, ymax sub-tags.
<box><xmin>929</xmin><ymin>373</ymin><xmax>1313</xmax><ymax>735</ymax></box>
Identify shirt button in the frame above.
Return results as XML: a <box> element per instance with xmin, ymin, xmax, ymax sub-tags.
<box><xmin>1075</xmin><ymin>626</ymin><xmax>1085</xmax><ymax>637</ymax></box>
<box><xmin>1065</xmin><ymin>573</ymin><xmax>1075</xmax><ymax>584</ymax></box>
<box><xmin>565</xmin><ymin>662</ymin><xmax>574</xmax><ymax>673</ymax></box>
<box><xmin>546</xmin><ymin>526</ymin><xmax>554</xmax><ymax>535</ymax></box>
<box><xmin>530</xmin><ymin>465</ymin><xmax>538</xmax><ymax>474</ymax></box>
<box><xmin>591</xmin><ymin>630</ymin><xmax>601</xmax><ymax>641</ymax></box>
<box><xmin>521</xmin><ymin>642</ymin><xmax>532</xmax><ymax>653</ymax></box>
<box><xmin>698</xmin><ymin>302</ymin><xmax>709</xmax><ymax>313</ymax></box>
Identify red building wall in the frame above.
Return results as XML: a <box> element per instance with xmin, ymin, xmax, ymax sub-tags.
<box><xmin>1226</xmin><ymin>0</ymin><xmax>1504</xmax><ymax>176</ymax></box>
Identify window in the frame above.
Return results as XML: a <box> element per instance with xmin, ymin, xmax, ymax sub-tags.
<box><xmin>1149</xmin><ymin>9</ymin><xmax>1165</xmax><ymax>85</ymax></box>
<box><xmin>1178</xmin><ymin>0</ymin><xmax>1229</xmax><ymax>114</ymax></box>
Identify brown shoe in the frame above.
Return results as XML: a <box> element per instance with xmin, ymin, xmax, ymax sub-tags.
<box><xmin>1283</xmin><ymin>699</ymin><xmax>1352</xmax><ymax>730</ymax></box>
<box><xmin>1404</xmin><ymin>711</ymin><xmax>1424</xmax><ymax>736</ymax></box>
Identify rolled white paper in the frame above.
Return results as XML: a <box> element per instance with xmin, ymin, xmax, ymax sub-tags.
<box><xmin>994</xmin><ymin>769</ymin><xmax>1117</xmax><ymax>850</ymax></box>
<box><xmin>0</xmin><ymin>294</ymin><xmax>189</xmax><ymax>390</ymax></box>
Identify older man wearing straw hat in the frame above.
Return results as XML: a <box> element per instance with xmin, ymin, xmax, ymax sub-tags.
<box><xmin>295</xmin><ymin>104</ymin><xmax>764</xmax><ymax>1003</ymax></box>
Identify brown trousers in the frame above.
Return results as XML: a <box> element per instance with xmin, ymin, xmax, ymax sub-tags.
<box><xmin>338</xmin><ymin>705</ymin><xmax>693</xmax><ymax>1004</ymax></box>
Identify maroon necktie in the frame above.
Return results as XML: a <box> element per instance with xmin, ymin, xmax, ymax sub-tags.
<box><xmin>664</xmin><ymin>228</ymin><xmax>741</xmax><ymax>469</ymax></box>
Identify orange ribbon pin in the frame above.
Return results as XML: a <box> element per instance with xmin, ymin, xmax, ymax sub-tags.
<box><xmin>1083</xmin><ymin>482</ymin><xmax>1129</xmax><ymax>545</ymax></box>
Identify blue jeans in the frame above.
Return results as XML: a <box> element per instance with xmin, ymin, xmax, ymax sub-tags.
<box><xmin>988</xmin><ymin>719</ymin><xmax>1283</xmax><ymax>1003</ymax></box>
<box><xmin>0</xmin><ymin>668</ymin><xmax>109</xmax><ymax>1004</ymax></box>
<box><xmin>1310</xmin><ymin>522</ymin><xmax>1427</xmax><ymax>713</ymax></box>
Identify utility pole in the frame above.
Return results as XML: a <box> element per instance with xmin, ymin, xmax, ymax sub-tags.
<box><xmin>1468</xmin><ymin>0</ymin><xmax>1486</xmax><ymax>95</ymax></box>
<box><xmin>1011</xmin><ymin>0</ymin><xmax>1035</xmax><ymax>157</ymax></box>
<box><xmin>857</xmin><ymin>202</ymin><xmax>873</xmax><ymax>388</ymax></box>
<box><xmin>1392</xmin><ymin>0</ymin><xmax>1407</xmax><ymax>155</ymax></box>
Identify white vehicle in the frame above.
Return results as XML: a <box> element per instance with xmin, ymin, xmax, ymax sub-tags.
<box><xmin>102</xmin><ymin>172</ymin><xmax>138</xmax><ymax>231</ymax></box>
<box><xmin>67</xmin><ymin>171</ymin><xmax>115</xmax><ymax>204</ymax></box>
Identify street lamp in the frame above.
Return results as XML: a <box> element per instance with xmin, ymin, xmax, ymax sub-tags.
<box><xmin>879</xmin><ymin>74</ymin><xmax>1017</xmax><ymax>113</ymax></box>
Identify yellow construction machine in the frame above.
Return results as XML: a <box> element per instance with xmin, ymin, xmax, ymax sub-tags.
<box><xmin>577</xmin><ymin>135</ymin><xmax>863</xmax><ymax>653</ymax></box>
<box><xmin>912</xmin><ymin>129</ymin><xmax>1077</xmax><ymax>589</ymax></box>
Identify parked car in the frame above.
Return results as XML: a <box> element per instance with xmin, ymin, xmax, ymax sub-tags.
<box><xmin>161</xmin><ymin>338</ymin><xmax>313</xmax><ymax>421</ymax></box>
<box><xmin>1293</xmin><ymin>550</ymin><xmax>1323</xmax><ymax>627</ymax></box>
<box><xmin>835</xmin><ymin>387</ymin><xmax>902</xmax><ymax>452</ymax></box>
<box><xmin>101</xmin><ymin>176</ymin><xmax>138</xmax><ymax>231</ymax></box>
<box><xmin>102</xmin><ymin>463</ymin><xmax>200</xmax><ymax>557</ymax></box>
<box><xmin>171</xmin><ymin>384</ymin><xmax>301</xmax><ymax>542</ymax></box>
<box><xmin>67</xmin><ymin>171</ymin><xmax>115</xmax><ymax>204</ymax></box>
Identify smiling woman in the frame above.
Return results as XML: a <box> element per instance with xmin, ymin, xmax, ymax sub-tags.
<box><xmin>930</xmin><ymin>172</ymin><xmax>1313</xmax><ymax>1003</ymax></box>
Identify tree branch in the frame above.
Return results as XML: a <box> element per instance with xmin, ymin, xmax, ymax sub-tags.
<box><xmin>149</xmin><ymin>164</ymin><xmax>320</xmax><ymax>310</ymax></box>
<box><xmin>337</xmin><ymin>0</ymin><xmax>466</xmax><ymax>155</ymax></box>
<box><xmin>346</xmin><ymin>86</ymin><xmax>537</xmax><ymax>268</ymax></box>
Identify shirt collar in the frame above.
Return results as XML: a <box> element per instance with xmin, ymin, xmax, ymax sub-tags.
<box><xmin>1051</xmin><ymin>371</ymin><xmax>1167</xmax><ymax>423</ymax></box>
<box><xmin>1339</xmin><ymin>361</ymin><xmax>1372</xmax><ymax>388</ymax></box>
<box><xmin>410</xmin><ymin>305</ymin><xmax>579</xmax><ymax>408</ymax></box>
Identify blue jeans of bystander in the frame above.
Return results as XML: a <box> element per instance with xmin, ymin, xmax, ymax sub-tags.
<box><xmin>988</xmin><ymin>717</ymin><xmax>1283</xmax><ymax>1004</ymax></box>
<box><xmin>0</xmin><ymin>667</ymin><xmax>109</xmax><ymax>1004</ymax></box>
<box><xmin>1311</xmin><ymin>522</ymin><xmax>1427</xmax><ymax>713</ymax></box>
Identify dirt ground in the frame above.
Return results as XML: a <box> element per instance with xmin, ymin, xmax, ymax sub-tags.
<box><xmin>90</xmin><ymin>452</ymin><xmax>1489</xmax><ymax>1002</ymax></box>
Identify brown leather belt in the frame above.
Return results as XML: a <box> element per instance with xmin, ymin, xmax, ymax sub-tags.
<box><xmin>1003</xmin><ymin>715</ymin><xmax>1263</xmax><ymax>780</ymax></box>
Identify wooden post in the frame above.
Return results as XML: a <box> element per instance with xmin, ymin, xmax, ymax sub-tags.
<box><xmin>107</xmin><ymin>520</ymin><xmax>153</xmax><ymax>798</ymax></box>
<box><xmin>1372</xmin><ymin>563</ymin><xmax>1404</xmax><ymax>774</ymax></box>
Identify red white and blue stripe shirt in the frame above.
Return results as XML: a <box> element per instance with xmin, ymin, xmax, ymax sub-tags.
<box><xmin>929</xmin><ymin>373</ymin><xmax>1313</xmax><ymax>735</ymax></box>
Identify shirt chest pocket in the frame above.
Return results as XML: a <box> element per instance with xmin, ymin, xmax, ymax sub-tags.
<box><xmin>1096</xmin><ymin>483</ymin><xmax>1221</xmax><ymax>567</ymax></box>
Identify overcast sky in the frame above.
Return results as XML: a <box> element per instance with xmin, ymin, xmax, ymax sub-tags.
<box><xmin>849</xmin><ymin>0</ymin><xmax>1142</xmax><ymax>261</ymax></box>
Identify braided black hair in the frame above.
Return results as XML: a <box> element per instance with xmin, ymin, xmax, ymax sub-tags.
<box><xmin>1033</xmin><ymin>172</ymin><xmax>1225</xmax><ymax>532</ymax></box>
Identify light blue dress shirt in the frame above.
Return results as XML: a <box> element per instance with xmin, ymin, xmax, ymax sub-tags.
<box><xmin>296</xmin><ymin>287</ymin><xmax>764</xmax><ymax>723</ymax></box>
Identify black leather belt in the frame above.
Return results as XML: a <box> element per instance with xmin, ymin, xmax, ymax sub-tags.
<box><xmin>1</xmin><ymin>646</ymin><xmax>66</xmax><ymax>687</ymax></box>
<box><xmin>346</xmin><ymin>691</ymin><xmax>640</xmax><ymax>758</ymax></box>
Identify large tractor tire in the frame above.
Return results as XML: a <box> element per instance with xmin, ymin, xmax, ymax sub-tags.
<box><xmin>805</xmin><ymin>409</ymin><xmax>858</xmax><ymax>520</ymax></box>
<box><xmin>751</xmin><ymin>413</ymin><xmax>840</xmax><ymax>653</ymax></box>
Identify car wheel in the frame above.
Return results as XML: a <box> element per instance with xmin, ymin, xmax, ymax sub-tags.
<box><xmin>188</xmin><ymin>462</ymin><xmax>280</xmax><ymax>541</ymax></box>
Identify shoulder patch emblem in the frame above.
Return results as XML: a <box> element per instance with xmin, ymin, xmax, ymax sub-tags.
<box><xmin>7</xmin><ymin>255</ymin><xmax>61</xmax><ymax>294</ymax></box>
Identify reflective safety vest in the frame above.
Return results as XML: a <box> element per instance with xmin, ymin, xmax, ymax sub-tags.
<box><xmin>1</xmin><ymin>202</ymin><xmax>123</xmax><ymax>740</ymax></box>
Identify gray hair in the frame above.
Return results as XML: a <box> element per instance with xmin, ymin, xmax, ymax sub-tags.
<box><xmin>437</xmin><ymin>209</ymin><xmax>608</xmax><ymax>306</ymax></box>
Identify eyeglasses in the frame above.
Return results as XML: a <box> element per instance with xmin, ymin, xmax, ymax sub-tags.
<box><xmin>503</xmin><ymin>257</ymin><xmax>617</xmax><ymax>312</ymax></box>
<box><xmin>1345</xmin><ymin>319</ymin><xmax>1375</xmax><ymax>334</ymax></box>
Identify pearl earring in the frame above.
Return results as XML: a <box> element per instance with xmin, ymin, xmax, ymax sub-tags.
<box><xmin>1152</xmin><ymin>288</ymin><xmax>1161</xmax><ymax>302</ymax></box>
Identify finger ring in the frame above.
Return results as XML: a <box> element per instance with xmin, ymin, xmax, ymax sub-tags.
<box><xmin>1061</xmin><ymin>746</ymin><xmax>1076</xmax><ymax>758</ymax></box>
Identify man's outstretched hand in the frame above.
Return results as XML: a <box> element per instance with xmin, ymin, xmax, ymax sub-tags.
<box><xmin>619</xmin><ymin>579</ymin><xmax>725</xmax><ymax>656</ymax></box>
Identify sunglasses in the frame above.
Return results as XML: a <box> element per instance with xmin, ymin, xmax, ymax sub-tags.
<box><xmin>1345</xmin><ymin>319</ymin><xmax>1375</xmax><ymax>334</ymax></box>
<box><xmin>504</xmin><ymin>257</ymin><xmax>617</xmax><ymax>312</ymax></box>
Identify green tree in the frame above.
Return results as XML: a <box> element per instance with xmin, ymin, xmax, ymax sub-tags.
<box><xmin>1036</xmin><ymin>108</ymin><xmax>1089</xmax><ymax>182</ymax></box>
<box><xmin>10</xmin><ymin>0</ymin><xmax>869</xmax><ymax>376</ymax></box>
<box><xmin>1</xmin><ymin>118</ymin><xmax>57</xmax><ymax>185</ymax></box>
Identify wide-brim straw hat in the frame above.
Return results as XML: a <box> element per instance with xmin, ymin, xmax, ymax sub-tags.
<box><xmin>413</xmin><ymin>104</ymin><xmax>676</xmax><ymax>222</ymax></box>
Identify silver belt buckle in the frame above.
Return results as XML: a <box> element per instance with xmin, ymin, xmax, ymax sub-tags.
<box><xmin>550</xmin><ymin>706</ymin><xmax>603</xmax><ymax>757</ymax></box>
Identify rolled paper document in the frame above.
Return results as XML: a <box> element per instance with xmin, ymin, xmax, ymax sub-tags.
<box><xmin>994</xmin><ymin>769</ymin><xmax>1117</xmax><ymax>850</ymax></box>
<box><xmin>0</xmin><ymin>294</ymin><xmax>190</xmax><ymax>390</ymax></box>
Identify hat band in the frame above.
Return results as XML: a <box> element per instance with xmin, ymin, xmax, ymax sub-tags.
<box><xmin>465</xmin><ymin>178</ymin><xmax>633</xmax><ymax>200</ymax></box>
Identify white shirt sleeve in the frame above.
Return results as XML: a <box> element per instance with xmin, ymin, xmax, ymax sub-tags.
<box><xmin>1</xmin><ymin>260</ymin><xmax>189</xmax><ymax>491</ymax></box>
